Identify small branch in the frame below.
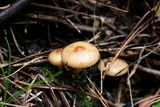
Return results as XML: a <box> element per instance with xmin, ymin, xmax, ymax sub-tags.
<box><xmin>0</xmin><ymin>0</ymin><xmax>32</xmax><ymax>24</ymax></box>
<box><xmin>138</xmin><ymin>65</ymin><xmax>160</xmax><ymax>76</ymax></box>
<box><xmin>26</xmin><ymin>13</ymin><xmax>106</xmax><ymax>33</ymax></box>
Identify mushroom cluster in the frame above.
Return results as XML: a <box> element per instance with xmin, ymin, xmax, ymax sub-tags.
<box><xmin>98</xmin><ymin>57</ymin><xmax>129</xmax><ymax>76</ymax></box>
<box><xmin>48</xmin><ymin>41</ymin><xmax>100</xmax><ymax>74</ymax></box>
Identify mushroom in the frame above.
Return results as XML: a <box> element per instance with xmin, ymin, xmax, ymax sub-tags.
<box><xmin>48</xmin><ymin>48</ymin><xmax>63</xmax><ymax>69</ymax></box>
<box><xmin>98</xmin><ymin>57</ymin><xmax>129</xmax><ymax>76</ymax></box>
<box><xmin>62</xmin><ymin>41</ymin><xmax>100</xmax><ymax>74</ymax></box>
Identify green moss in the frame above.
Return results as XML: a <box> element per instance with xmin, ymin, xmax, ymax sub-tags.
<box><xmin>152</xmin><ymin>100</ymin><xmax>160</xmax><ymax>107</ymax></box>
<box><xmin>77</xmin><ymin>96</ymin><xmax>93</xmax><ymax>107</ymax></box>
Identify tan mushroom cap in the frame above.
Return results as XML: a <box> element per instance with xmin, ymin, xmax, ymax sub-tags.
<box><xmin>62</xmin><ymin>41</ymin><xmax>100</xmax><ymax>68</ymax></box>
<box><xmin>98</xmin><ymin>57</ymin><xmax>129</xmax><ymax>76</ymax></box>
<box><xmin>48</xmin><ymin>48</ymin><xmax>63</xmax><ymax>66</ymax></box>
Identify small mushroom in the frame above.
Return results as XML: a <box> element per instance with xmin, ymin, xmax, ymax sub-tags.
<box><xmin>62</xmin><ymin>41</ymin><xmax>100</xmax><ymax>74</ymax></box>
<box><xmin>48</xmin><ymin>48</ymin><xmax>63</xmax><ymax>69</ymax></box>
<box><xmin>98</xmin><ymin>57</ymin><xmax>129</xmax><ymax>76</ymax></box>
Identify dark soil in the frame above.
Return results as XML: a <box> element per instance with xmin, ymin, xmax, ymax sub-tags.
<box><xmin>0</xmin><ymin>0</ymin><xmax>160</xmax><ymax>107</ymax></box>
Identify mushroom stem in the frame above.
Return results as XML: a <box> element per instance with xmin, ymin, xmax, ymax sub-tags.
<box><xmin>57</xmin><ymin>66</ymin><xmax>63</xmax><ymax>70</ymax></box>
<box><xmin>74</xmin><ymin>68</ymin><xmax>83</xmax><ymax>74</ymax></box>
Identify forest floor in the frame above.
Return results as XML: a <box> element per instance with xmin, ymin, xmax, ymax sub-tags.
<box><xmin>0</xmin><ymin>0</ymin><xmax>160</xmax><ymax>107</ymax></box>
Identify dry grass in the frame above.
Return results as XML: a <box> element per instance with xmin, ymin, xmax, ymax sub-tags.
<box><xmin>0</xmin><ymin>0</ymin><xmax>160</xmax><ymax>107</ymax></box>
